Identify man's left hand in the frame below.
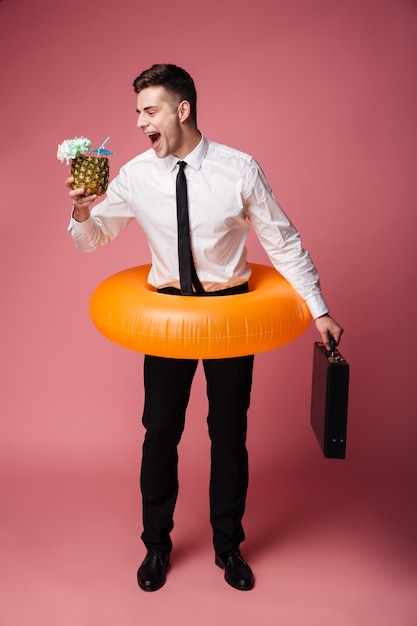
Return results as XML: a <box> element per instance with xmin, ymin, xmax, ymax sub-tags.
<box><xmin>314</xmin><ymin>314</ymin><xmax>344</xmax><ymax>351</ymax></box>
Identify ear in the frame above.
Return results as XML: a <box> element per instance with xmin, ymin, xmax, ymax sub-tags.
<box><xmin>177</xmin><ymin>100</ymin><xmax>191</xmax><ymax>123</ymax></box>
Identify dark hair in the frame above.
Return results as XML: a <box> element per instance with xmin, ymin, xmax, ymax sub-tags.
<box><xmin>133</xmin><ymin>64</ymin><xmax>197</xmax><ymax>124</ymax></box>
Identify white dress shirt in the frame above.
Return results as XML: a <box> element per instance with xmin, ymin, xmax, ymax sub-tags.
<box><xmin>68</xmin><ymin>135</ymin><xmax>329</xmax><ymax>319</ymax></box>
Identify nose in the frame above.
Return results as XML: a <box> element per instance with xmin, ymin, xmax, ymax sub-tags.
<box><xmin>137</xmin><ymin>111</ymin><xmax>147</xmax><ymax>129</ymax></box>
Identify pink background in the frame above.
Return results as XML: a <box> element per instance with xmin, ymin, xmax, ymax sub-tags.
<box><xmin>1</xmin><ymin>0</ymin><xmax>416</xmax><ymax>624</ymax></box>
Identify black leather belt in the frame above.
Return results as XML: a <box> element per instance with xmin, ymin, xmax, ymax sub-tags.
<box><xmin>158</xmin><ymin>282</ymin><xmax>249</xmax><ymax>297</ymax></box>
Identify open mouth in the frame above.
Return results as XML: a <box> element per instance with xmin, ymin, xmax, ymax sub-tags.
<box><xmin>148</xmin><ymin>132</ymin><xmax>161</xmax><ymax>147</ymax></box>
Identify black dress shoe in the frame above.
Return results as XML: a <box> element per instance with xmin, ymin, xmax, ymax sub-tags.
<box><xmin>215</xmin><ymin>550</ymin><xmax>254</xmax><ymax>590</ymax></box>
<box><xmin>137</xmin><ymin>549</ymin><xmax>170</xmax><ymax>591</ymax></box>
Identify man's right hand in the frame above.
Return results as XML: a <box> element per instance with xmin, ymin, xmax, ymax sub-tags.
<box><xmin>66</xmin><ymin>176</ymin><xmax>97</xmax><ymax>222</ymax></box>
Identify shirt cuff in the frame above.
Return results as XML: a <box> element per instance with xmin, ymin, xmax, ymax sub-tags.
<box><xmin>67</xmin><ymin>212</ymin><xmax>94</xmax><ymax>233</ymax></box>
<box><xmin>304</xmin><ymin>294</ymin><xmax>329</xmax><ymax>320</ymax></box>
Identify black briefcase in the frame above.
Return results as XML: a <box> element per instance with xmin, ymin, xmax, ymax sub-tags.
<box><xmin>310</xmin><ymin>338</ymin><xmax>349</xmax><ymax>459</ymax></box>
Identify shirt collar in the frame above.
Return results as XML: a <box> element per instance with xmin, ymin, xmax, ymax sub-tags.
<box><xmin>165</xmin><ymin>134</ymin><xmax>209</xmax><ymax>172</ymax></box>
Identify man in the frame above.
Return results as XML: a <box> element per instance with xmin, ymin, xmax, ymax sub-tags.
<box><xmin>67</xmin><ymin>64</ymin><xmax>343</xmax><ymax>592</ymax></box>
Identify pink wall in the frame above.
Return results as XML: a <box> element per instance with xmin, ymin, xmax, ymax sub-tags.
<box><xmin>1</xmin><ymin>0</ymin><xmax>416</xmax><ymax>622</ymax></box>
<box><xmin>2</xmin><ymin>0</ymin><xmax>416</xmax><ymax>473</ymax></box>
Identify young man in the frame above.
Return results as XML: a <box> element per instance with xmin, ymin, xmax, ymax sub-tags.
<box><xmin>67</xmin><ymin>64</ymin><xmax>343</xmax><ymax>592</ymax></box>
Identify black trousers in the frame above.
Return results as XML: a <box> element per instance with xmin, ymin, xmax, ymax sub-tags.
<box><xmin>140</xmin><ymin>283</ymin><xmax>254</xmax><ymax>555</ymax></box>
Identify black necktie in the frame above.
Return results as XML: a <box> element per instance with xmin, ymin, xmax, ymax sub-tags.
<box><xmin>176</xmin><ymin>161</ymin><xmax>205</xmax><ymax>295</ymax></box>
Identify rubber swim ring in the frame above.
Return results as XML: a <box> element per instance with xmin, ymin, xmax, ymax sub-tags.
<box><xmin>89</xmin><ymin>263</ymin><xmax>311</xmax><ymax>359</ymax></box>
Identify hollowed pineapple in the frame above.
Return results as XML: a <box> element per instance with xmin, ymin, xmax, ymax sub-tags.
<box><xmin>71</xmin><ymin>155</ymin><xmax>109</xmax><ymax>196</ymax></box>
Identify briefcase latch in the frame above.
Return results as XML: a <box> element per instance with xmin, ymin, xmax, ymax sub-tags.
<box><xmin>326</xmin><ymin>337</ymin><xmax>345</xmax><ymax>364</ymax></box>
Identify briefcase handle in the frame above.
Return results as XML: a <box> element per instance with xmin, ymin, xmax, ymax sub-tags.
<box><xmin>327</xmin><ymin>336</ymin><xmax>346</xmax><ymax>364</ymax></box>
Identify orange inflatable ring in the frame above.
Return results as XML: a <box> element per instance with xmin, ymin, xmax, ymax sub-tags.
<box><xmin>89</xmin><ymin>263</ymin><xmax>311</xmax><ymax>359</ymax></box>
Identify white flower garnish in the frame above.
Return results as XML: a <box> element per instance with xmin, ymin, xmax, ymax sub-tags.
<box><xmin>57</xmin><ymin>137</ymin><xmax>92</xmax><ymax>164</ymax></box>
